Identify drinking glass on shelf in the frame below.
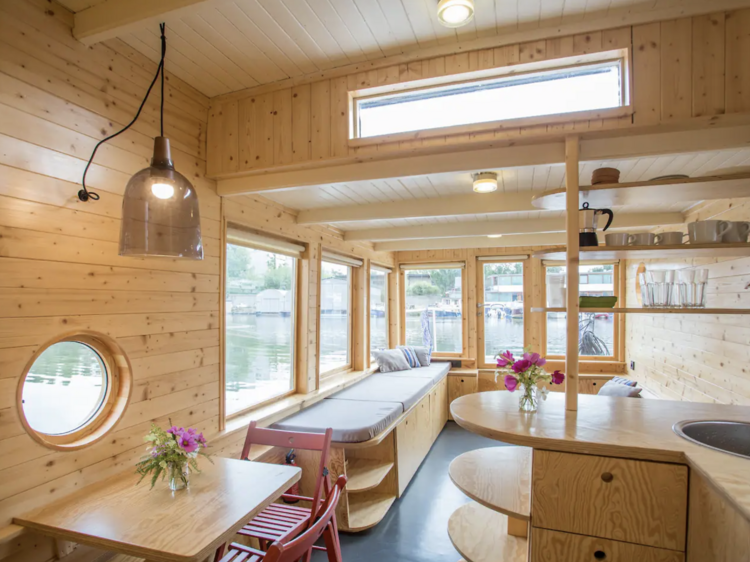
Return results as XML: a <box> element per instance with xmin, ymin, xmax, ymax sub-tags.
<box><xmin>639</xmin><ymin>272</ymin><xmax>652</xmax><ymax>308</ymax></box>
<box><xmin>678</xmin><ymin>269</ymin><xmax>709</xmax><ymax>308</ymax></box>
<box><xmin>647</xmin><ymin>270</ymin><xmax>672</xmax><ymax>308</ymax></box>
<box><xmin>694</xmin><ymin>269</ymin><xmax>709</xmax><ymax>308</ymax></box>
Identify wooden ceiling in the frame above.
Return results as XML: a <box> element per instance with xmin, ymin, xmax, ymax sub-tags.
<box><xmin>57</xmin><ymin>0</ymin><xmax>750</xmax><ymax>97</ymax></box>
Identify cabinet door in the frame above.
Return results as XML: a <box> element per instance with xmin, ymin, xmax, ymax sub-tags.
<box><xmin>430</xmin><ymin>378</ymin><xmax>448</xmax><ymax>442</ymax></box>
<box><xmin>532</xmin><ymin>450</ymin><xmax>688</xmax><ymax>551</ymax></box>
<box><xmin>531</xmin><ymin>528</ymin><xmax>684</xmax><ymax>562</ymax></box>
<box><xmin>395</xmin><ymin>394</ymin><xmax>431</xmax><ymax>495</ymax></box>
<box><xmin>448</xmin><ymin>375</ymin><xmax>477</xmax><ymax>420</ymax></box>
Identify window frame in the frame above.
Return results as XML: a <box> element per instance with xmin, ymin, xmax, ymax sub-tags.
<box><xmin>399</xmin><ymin>263</ymin><xmax>466</xmax><ymax>358</ymax></box>
<box><xmin>349</xmin><ymin>48</ymin><xmax>632</xmax><ymax>145</ymax></box>
<box><xmin>540</xmin><ymin>262</ymin><xmax>623</xmax><ymax>362</ymax></box>
<box><xmin>368</xmin><ymin>264</ymin><xmax>391</xmax><ymax>366</ymax></box>
<box><xmin>17</xmin><ymin>332</ymin><xmax>132</xmax><ymax>451</ymax></box>
<box><xmin>477</xmin><ymin>258</ymin><xmax>529</xmax><ymax>369</ymax></box>
<box><xmin>319</xmin><ymin>259</ymin><xmax>354</xmax><ymax>379</ymax></box>
<box><xmin>223</xmin><ymin>226</ymin><xmax>301</xmax><ymax>422</ymax></box>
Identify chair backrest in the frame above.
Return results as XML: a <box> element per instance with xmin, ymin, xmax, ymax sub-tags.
<box><xmin>263</xmin><ymin>476</ymin><xmax>347</xmax><ymax>562</ymax></box>
<box><xmin>240</xmin><ymin>422</ymin><xmax>334</xmax><ymax>525</ymax></box>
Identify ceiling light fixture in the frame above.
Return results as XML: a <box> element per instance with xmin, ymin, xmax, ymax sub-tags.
<box><xmin>472</xmin><ymin>172</ymin><xmax>498</xmax><ymax>193</ymax></box>
<box><xmin>487</xmin><ymin>234</ymin><xmax>503</xmax><ymax>238</ymax></box>
<box><xmin>78</xmin><ymin>23</ymin><xmax>203</xmax><ymax>260</ymax></box>
<box><xmin>437</xmin><ymin>0</ymin><xmax>475</xmax><ymax>28</ymax></box>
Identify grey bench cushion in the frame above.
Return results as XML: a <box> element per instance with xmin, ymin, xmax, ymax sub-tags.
<box><xmin>329</xmin><ymin>374</ymin><xmax>434</xmax><ymax>411</ymax></box>
<box><xmin>378</xmin><ymin>361</ymin><xmax>451</xmax><ymax>386</ymax></box>
<box><xmin>272</xmin><ymin>399</ymin><xmax>403</xmax><ymax>443</ymax></box>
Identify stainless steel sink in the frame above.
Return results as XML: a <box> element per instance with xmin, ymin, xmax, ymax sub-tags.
<box><xmin>673</xmin><ymin>420</ymin><xmax>750</xmax><ymax>460</ymax></box>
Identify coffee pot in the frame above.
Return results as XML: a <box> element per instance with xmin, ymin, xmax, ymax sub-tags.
<box><xmin>579</xmin><ymin>202</ymin><xmax>614</xmax><ymax>247</ymax></box>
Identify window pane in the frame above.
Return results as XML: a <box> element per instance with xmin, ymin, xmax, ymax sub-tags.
<box><xmin>370</xmin><ymin>269</ymin><xmax>388</xmax><ymax>359</ymax></box>
<box><xmin>545</xmin><ymin>264</ymin><xmax>615</xmax><ymax>357</ymax></box>
<box><xmin>405</xmin><ymin>268</ymin><xmax>462</xmax><ymax>353</ymax></box>
<box><xmin>22</xmin><ymin>342</ymin><xmax>107</xmax><ymax>435</ymax></box>
<box><xmin>483</xmin><ymin>263</ymin><xmax>525</xmax><ymax>363</ymax></box>
<box><xmin>225</xmin><ymin>244</ymin><xmax>296</xmax><ymax>415</ymax></box>
<box><xmin>358</xmin><ymin>63</ymin><xmax>621</xmax><ymax>137</ymax></box>
<box><xmin>320</xmin><ymin>262</ymin><xmax>351</xmax><ymax>373</ymax></box>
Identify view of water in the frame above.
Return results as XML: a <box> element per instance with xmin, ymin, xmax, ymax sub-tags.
<box><xmin>22</xmin><ymin>342</ymin><xmax>106</xmax><ymax>435</ymax></box>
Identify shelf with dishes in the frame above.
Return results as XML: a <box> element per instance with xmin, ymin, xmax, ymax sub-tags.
<box><xmin>531</xmin><ymin>307</ymin><xmax>750</xmax><ymax>314</ymax></box>
<box><xmin>533</xmin><ymin>242</ymin><xmax>750</xmax><ymax>261</ymax></box>
<box><xmin>531</xmin><ymin>172</ymin><xmax>750</xmax><ymax>210</ymax></box>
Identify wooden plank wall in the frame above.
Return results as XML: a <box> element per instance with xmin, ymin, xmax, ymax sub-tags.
<box><xmin>625</xmin><ymin>200</ymin><xmax>750</xmax><ymax>404</ymax></box>
<box><xmin>0</xmin><ymin>2</ymin><xmax>220</xmax><ymax>559</ymax></box>
<box><xmin>207</xmin><ymin>9</ymin><xmax>750</xmax><ymax>178</ymax></box>
<box><xmin>0</xmin><ymin>1</ymin><xmax>395</xmax><ymax>560</ymax></box>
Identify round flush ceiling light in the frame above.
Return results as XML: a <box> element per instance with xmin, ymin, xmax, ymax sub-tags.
<box><xmin>472</xmin><ymin>172</ymin><xmax>498</xmax><ymax>193</ymax></box>
<box><xmin>437</xmin><ymin>0</ymin><xmax>474</xmax><ymax>28</ymax></box>
<box><xmin>487</xmin><ymin>234</ymin><xmax>503</xmax><ymax>239</ymax></box>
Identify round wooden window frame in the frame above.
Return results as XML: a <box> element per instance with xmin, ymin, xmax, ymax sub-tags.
<box><xmin>17</xmin><ymin>331</ymin><xmax>133</xmax><ymax>451</ymax></box>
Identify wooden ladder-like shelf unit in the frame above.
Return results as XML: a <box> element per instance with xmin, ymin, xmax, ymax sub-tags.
<box><xmin>447</xmin><ymin>447</ymin><xmax>531</xmax><ymax>562</ymax></box>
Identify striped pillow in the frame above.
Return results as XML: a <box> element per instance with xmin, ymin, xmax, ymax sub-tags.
<box><xmin>611</xmin><ymin>376</ymin><xmax>637</xmax><ymax>387</ymax></box>
<box><xmin>399</xmin><ymin>346</ymin><xmax>422</xmax><ymax>369</ymax></box>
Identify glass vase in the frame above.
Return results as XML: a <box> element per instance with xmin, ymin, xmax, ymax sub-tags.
<box><xmin>167</xmin><ymin>461</ymin><xmax>190</xmax><ymax>491</ymax></box>
<box><xmin>518</xmin><ymin>384</ymin><xmax>539</xmax><ymax>413</ymax></box>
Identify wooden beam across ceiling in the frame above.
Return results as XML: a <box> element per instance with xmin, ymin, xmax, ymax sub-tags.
<box><xmin>216</xmin><ymin>124</ymin><xmax>750</xmax><ymax>196</ymax></box>
<box><xmin>374</xmin><ymin>234</ymin><xmax>569</xmax><ymax>252</ymax></box>
<box><xmin>73</xmin><ymin>0</ymin><xmax>212</xmax><ymax>45</ymax></box>
<box><xmin>345</xmin><ymin>212</ymin><xmax>685</xmax><ymax>242</ymax></box>
<box><xmin>297</xmin><ymin>191</ymin><xmax>541</xmax><ymax>225</ymax></box>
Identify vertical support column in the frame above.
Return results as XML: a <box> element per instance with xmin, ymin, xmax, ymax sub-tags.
<box><xmin>565</xmin><ymin>136</ymin><xmax>580</xmax><ymax>411</ymax></box>
<box><xmin>388</xmin><ymin>262</ymin><xmax>399</xmax><ymax>348</ymax></box>
<box><xmin>297</xmin><ymin>242</ymin><xmax>321</xmax><ymax>394</ymax></box>
<box><xmin>352</xmin><ymin>259</ymin><xmax>369</xmax><ymax>371</ymax></box>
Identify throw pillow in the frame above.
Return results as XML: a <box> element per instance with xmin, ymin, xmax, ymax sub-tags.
<box><xmin>598</xmin><ymin>380</ymin><xmax>642</xmax><ymax>397</ymax></box>
<box><xmin>372</xmin><ymin>349</ymin><xmax>411</xmax><ymax>373</ymax></box>
<box><xmin>611</xmin><ymin>376</ymin><xmax>637</xmax><ymax>387</ymax></box>
<box><xmin>411</xmin><ymin>346</ymin><xmax>431</xmax><ymax>366</ymax></box>
<box><xmin>398</xmin><ymin>346</ymin><xmax>422</xmax><ymax>368</ymax></box>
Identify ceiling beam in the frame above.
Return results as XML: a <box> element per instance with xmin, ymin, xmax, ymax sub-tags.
<box><xmin>217</xmin><ymin>123</ymin><xmax>750</xmax><ymax>196</ymax></box>
<box><xmin>345</xmin><ymin>212</ymin><xmax>685</xmax><ymax>242</ymax></box>
<box><xmin>73</xmin><ymin>0</ymin><xmax>211</xmax><ymax>45</ymax></box>
<box><xmin>297</xmin><ymin>191</ymin><xmax>542</xmax><ymax>225</ymax></box>
<box><xmin>375</xmin><ymin>233</ymin><xmax>568</xmax><ymax>252</ymax></box>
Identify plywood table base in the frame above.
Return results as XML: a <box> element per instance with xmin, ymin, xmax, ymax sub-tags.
<box><xmin>447</xmin><ymin>502</ymin><xmax>527</xmax><ymax>562</ymax></box>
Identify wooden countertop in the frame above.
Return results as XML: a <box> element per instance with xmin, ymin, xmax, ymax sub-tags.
<box><xmin>451</xmin><ymin>392</ymin><xmax>750</xmax><ymax>521</ymax></box>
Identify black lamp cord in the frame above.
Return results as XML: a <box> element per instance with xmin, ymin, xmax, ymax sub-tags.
<box><xmin>78</xmin><ymin>23</ymin><xmax>167</xmax><ymax>202</ymax></box>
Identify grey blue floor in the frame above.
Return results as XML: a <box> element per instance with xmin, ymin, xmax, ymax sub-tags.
<box><xmin>316</xmin><ymin>422</ymin><xmax>502</xmax><ymax>562</ymax></box>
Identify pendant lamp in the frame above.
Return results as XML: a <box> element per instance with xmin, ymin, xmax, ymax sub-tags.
<box><xmin>78</xmin><ymin>24</ymin><xmax>203</xmax><ymax>260</ymax></box>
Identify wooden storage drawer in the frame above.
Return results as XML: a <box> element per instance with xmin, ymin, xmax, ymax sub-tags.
<box><xmin>531</xmin><ymin>528</ymin><xmax>685</xmax><ymax>562</ymax></box>
<box><xmin>532</xmin><ymin>450</ymin><xmax>688</xmax><ymax>551</ymax></box>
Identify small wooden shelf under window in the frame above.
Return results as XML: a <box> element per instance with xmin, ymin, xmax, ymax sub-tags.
<box><xmin>346</xmin><ymin>493</ymin><xmax>397</xmax><ymax>532</ymax></box>
<box><xmin>345</xmin><ymin>458</ymin><xmax>394</xmax><ymax>493</ymax></box>
<box><xmin>531</xmin><ymin>307</ymin><xmax>750</xmax><ymax>314</ymax></box>
<box><xmin>533</xmin><ymin>243</ymin><xmax>750</xmax><ymax>260</ymax></box>
<box><xmin>531</xmin><ymin>172</ymin><xmax>750</xmax><ymax>210</ymax></box>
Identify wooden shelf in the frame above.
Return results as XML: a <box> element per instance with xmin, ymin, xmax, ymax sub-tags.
<box><xmin>448</xmin><ymin>447</ymin><xmax>531</xmax><ymax>521</ymax></box>
<box><xmin>531</xmin><ymin>172</ymin><xmax>750</xmax><ymax>210</ymax></box>
<box><xmin>533</xmin><ymin>243</ymin><xmax>750</xmax><ymax>260</ymax></box>
<box><xmin>531</xmin><ymin>307</ymin><xmax>750</xmax><ymax>314</ymax></box>
<box><xmin>448</xmin><ymin>502</ymin><xmax>527</xmax><ymax>562</ymax></box>
<box><xmin>346</xmin><ymin>493</ymin><xmax>397</xmax><ymax>532</ymax></box>
<box><xmin>346</xmin><ymin>458</ymin><xmax>394</xmax><ymax>493</ymax></box>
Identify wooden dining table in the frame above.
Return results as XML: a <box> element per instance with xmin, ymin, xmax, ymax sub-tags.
<box><xmin>13</xmin><ymin>457</ymin><xmax>301</xmax><ymax>562</ymax></box>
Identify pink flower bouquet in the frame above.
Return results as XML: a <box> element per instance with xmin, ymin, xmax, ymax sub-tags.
<box><xmin>495</xmin><ymin>348</ymin><xmax>565</xmax><ymax>411</ymax></box>
<box><xmin>136</xmin><ymin>423</ymin><xmax>211</xmax><ymax>489</ymax></box>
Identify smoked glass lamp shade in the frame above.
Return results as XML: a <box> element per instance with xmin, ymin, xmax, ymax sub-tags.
<box><xmin>119</xmin><ymin>137</ymin><xmax>203</xmax><ymax>259</ymax></box>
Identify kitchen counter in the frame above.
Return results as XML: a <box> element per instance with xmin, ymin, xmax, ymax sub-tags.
<box><xmin>451</xmin><ymin>392</ymin><xmax>750</xmax><ymax>522</ymax></box>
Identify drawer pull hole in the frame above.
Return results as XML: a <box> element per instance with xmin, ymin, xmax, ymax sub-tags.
<box><xmin>601</xmin><ymin>472</ymin><xmax>614</xmax><ymax>483</ymax></box>
<box><xmin>594</xmin><ymin>551</ymin><xmax>606</xmax><ymax>560</ymax></box>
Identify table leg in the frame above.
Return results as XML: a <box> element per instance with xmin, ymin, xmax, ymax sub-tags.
<box><xmin>507</xmin><ymin>517</ymin><xmax>528</xmax><ymax>538</ymax></box>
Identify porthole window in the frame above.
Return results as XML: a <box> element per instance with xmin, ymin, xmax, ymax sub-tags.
<box><xmin>18</xmin><ymin>333</ymin><xmax>132</xmax><ymax>450</ymax></box>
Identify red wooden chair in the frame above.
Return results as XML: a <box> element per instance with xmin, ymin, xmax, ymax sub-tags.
<box><xmin>231</xmin><ymin>422</ymin><xmax>339</xmax><ymax>562</ymax></box>
<box><xmin>217</xmin><ymin>476</ymin><xmax>347</xmax><ymax>562</ymax></box>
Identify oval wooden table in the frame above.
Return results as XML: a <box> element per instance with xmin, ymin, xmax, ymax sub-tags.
<box><xmin>14</xmin><ymin>458</ymin><xmax>301</xmax><ymax>562</ymax></box>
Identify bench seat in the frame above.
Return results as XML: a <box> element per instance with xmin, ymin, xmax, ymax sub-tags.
<box><xmin>272</xmin><ymin>362</ymin><xmax>451</xmax><ymax>443</ymax></box>
<box><xmin>272</xmin><ymin>399</ymin><xmax>403</xmax><ymax>443</ymax></box>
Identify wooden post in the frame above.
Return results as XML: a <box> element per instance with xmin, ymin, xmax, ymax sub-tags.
<box><xmin>565</xmin><ymin>136</ymin><xmax>580</xmax><ymax>411</ymax></box>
